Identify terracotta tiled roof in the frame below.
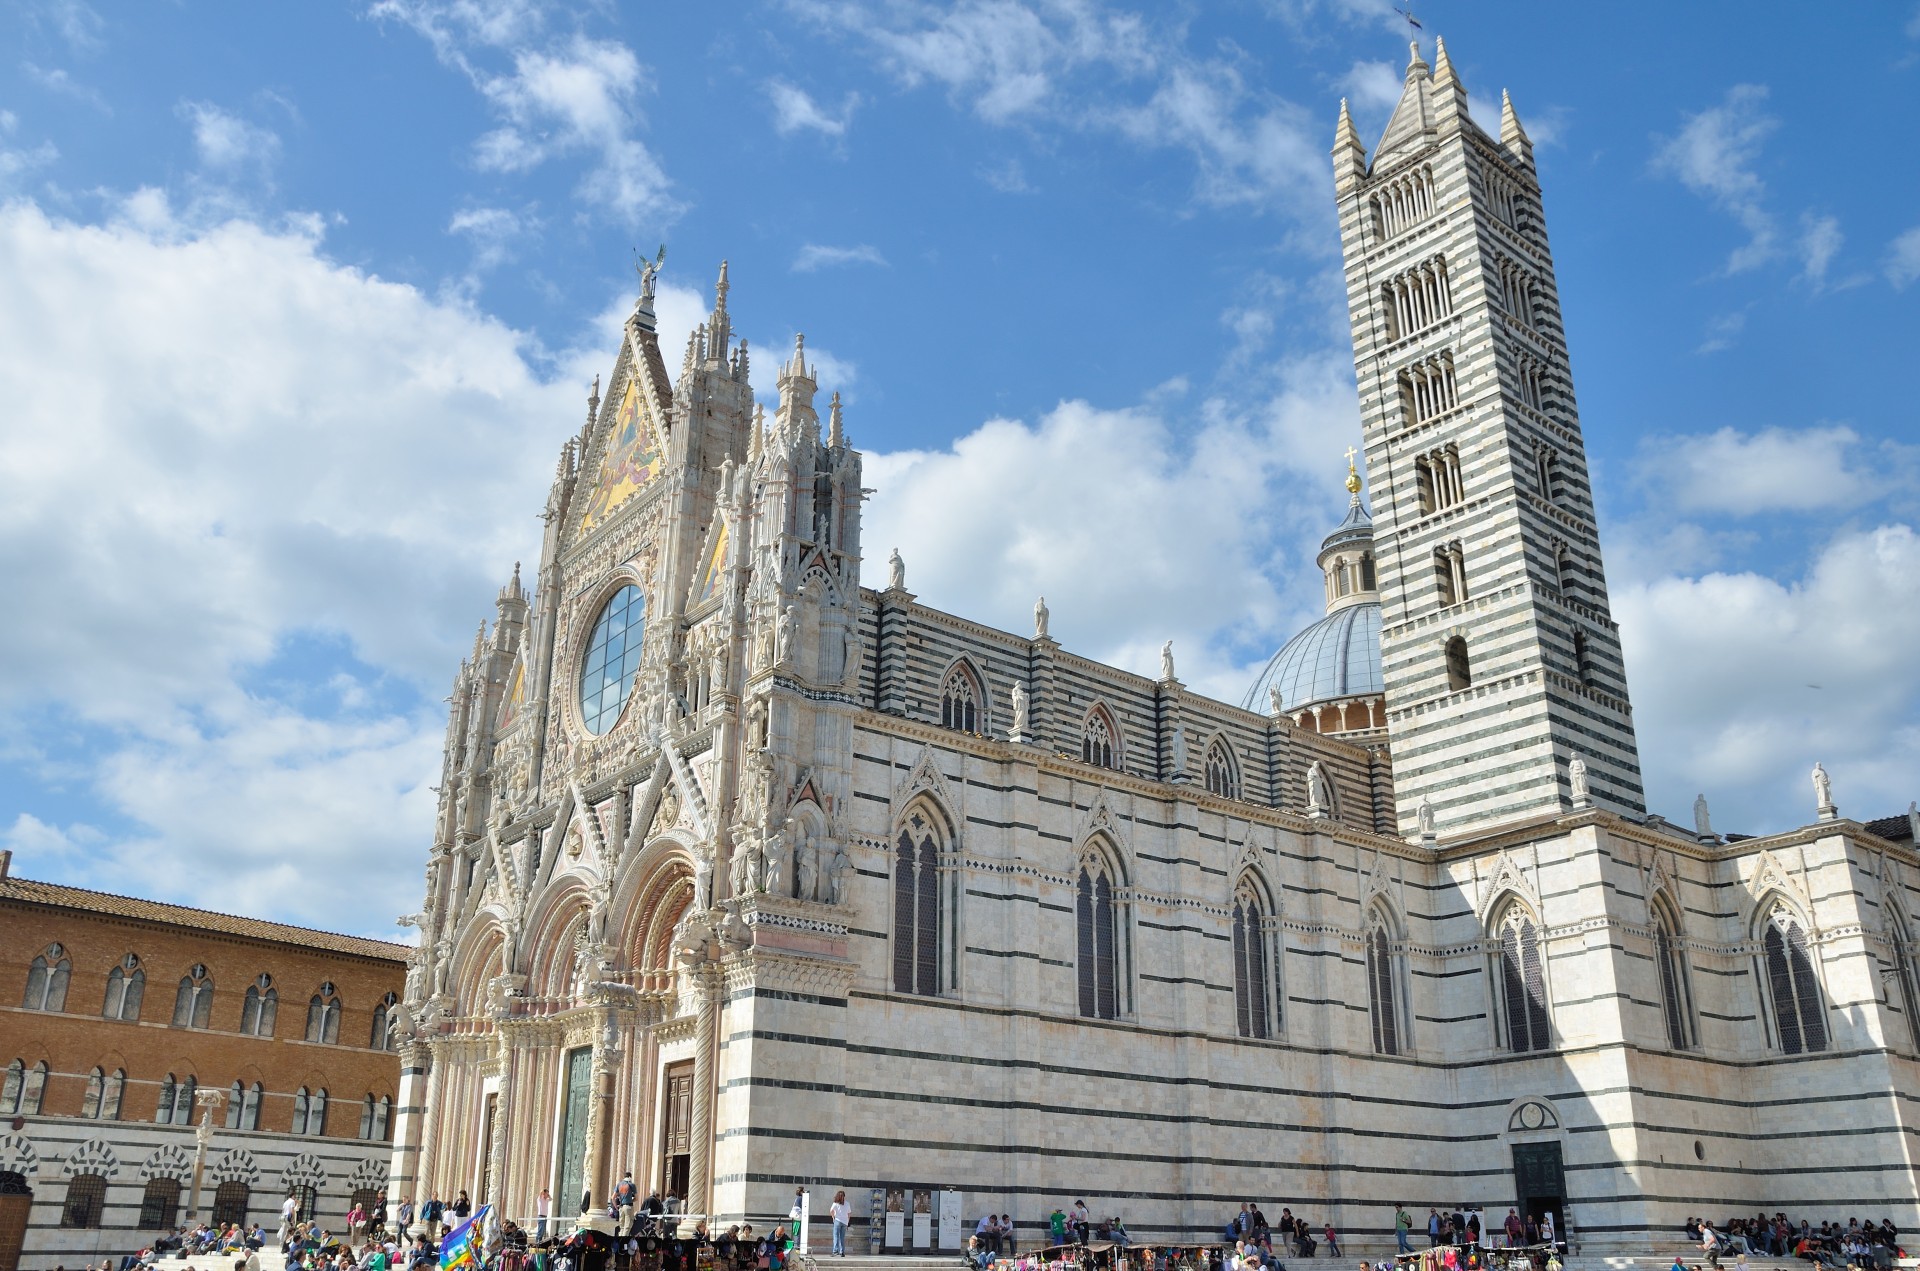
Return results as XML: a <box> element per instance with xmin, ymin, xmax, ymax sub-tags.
<box><xmin>0</xmin><ymin>874</ymin><xmax>411</xmax><ymax>963</ymax></box>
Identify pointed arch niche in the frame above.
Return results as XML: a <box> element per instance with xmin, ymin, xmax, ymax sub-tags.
<box><xmin>1649</xmin><ymin>891</ymin><xmax>1696</xmax><ymax>1051</ymax></box>
<box><xmin>1364</xmin><ymin>902</ymin><xmax>1407</xmax><ymax>1056</ymax></box>
<box><xmin>1075</xmin><ymin>837</ymin><xmax>1131</xmax><ymax>1021</ymax></box>
<box><xmin>1080</xmin><ymin>705</ymin><xmax>1121</xmax><ymax>771</ymax></box>
<box><xmin>621</xmin><ymin>852</ymin><xmax>698</xmax><ymax>996</ymax></box>
<box><xmin>938</xmin><ymin>659</ymin><xmax>987</xmax><ymax>736</ymax></box>
<box><xmin>1230</xmin><ymin>870</ymin><xmax>1280</xmax><ymax>1039</ymax></box>
<box><xmin>891</xmin><ymin>799</ymin><xmax>953</xmax><ymax>997</ymax></box>
<box><xmin>1489</xmin><ymin>898</ymin><xmax>1551</xmax><ymax>1053</ymax></box>
<box><xmin>1755</xmin><ymin>898</ymin><xmax>1828</xmax><ymax>1055</ymax></box>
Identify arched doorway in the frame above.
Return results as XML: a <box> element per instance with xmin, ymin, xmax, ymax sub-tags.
<box><xmin>0</xmin><ymin>1170</ymin><xmax>32</xmax><ymax>1271</ymax></box>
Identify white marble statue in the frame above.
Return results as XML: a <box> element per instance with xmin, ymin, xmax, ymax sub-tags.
<box><xmin>888</xmin><ymin>548</ymin><xmax>905</xmax><ymax>590</ymax></box>
<box><xmin>763</xmin><ymin>830</ymin><xmax>789</xmax><ymax>897</ymax></box>
<box><xmin>776</xmin><ymin>603</ymin><xmax>800</xmax><ymax>664</ymax></box>
<box><xmin>1693</xmin><ymin>793</ymin><xmax>1713</xmax><ymax>839</ymax></box>
<box><xmin>1269</xmin><ymin>685</ymin><xmax>1284</xmax><ymax>716</ymax></box>
<box><xmin>794</xmin><ymin>819</ymin><xmax>820</xmax><ymax>902</ymax></box>
<box><xmin>1171</xmin><ymin>723</ymin><xmax>1188</xmax><ymax>774</ymax></box>
<box><xmin>1813</xmin><ymin>762</ymin><xmax>1833</xmax><ymax>811</ymax></box>
<box><xmin>1418</xmin><ymin>796</ymin><xmax>1435</xmax><ymax>837</ymax></box>
<box><xmin>1010</xmin><ymin>680</ymin><xmax>1030</xmax><ymax>740</ymax></box>
<box><xmin>1034</xmin><ymin>596</ymin><xmax>1050</xmax><ymax>639</ymax></box>
<box><xmin>1306</xmin><ymin>760</ymin><xmax>1330</xmax><ymax>815</ymax></box>
<box><xmin>825</xmin><ymin>841</ymin><xmax>850</xmax><ymax>906</ymax></box>
<box><xmin>1910</xmin><ymin>800</ymin><xmax>1919</xmax><ymax>845</ymax></box>
<box><xmin>1161</xmin><ymin>640</ymin><xmax>1176</xmax><ymax>681</ymax></box>
<box><xmin>1569</xmin><ymin>754</ymin><xmax>1590</xmax><ymax>806</ymax></box>
<box><xmin>730</xmin><ymin>833</ymin><xmax>761</xmax><ymax>897</ymax></box>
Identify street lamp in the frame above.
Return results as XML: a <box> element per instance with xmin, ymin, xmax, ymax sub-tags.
<box><xmin>187</xmin><ymin>1087</ymin><xmax>228</xmax><ymax>1226</ymax></box>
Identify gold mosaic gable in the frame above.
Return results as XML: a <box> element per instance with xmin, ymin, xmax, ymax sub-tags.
<box><xmin>576</xmin><ymin>372</ymin><xmax>665</xmax><ymax>539</ymax></box>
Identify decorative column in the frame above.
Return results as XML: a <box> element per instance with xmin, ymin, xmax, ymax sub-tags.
<box><xmin>388</xmin><ymin>1041</ymin><xmax>433</xmax><ymax>1207</ymax></box>
<box><xmin>580</xmin><ymin>1031</ymin><xmax>612</xmax><ymax>1216</ymax></box>
<box><xmin>687</xmin><ymin>966</ymin><xmax>723</xmax><ymax>1216</ymax></box>
<box><xmin>186</xmin><ymin>1087</ymin><xmax>226</xmax><ymax>1224</ymax></box>
<box><xmin>874</xmin><ymin>584</ymin><xmax>916</xmax><ymax>716</ymax></box>
<box><xmin>485</xmin><ymin>1036</ymin><xmax>513</xmax><ymax>1209</ymax></box>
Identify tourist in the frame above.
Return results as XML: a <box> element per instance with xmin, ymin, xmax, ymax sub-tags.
<box><xmin>1072</xmin><ymin>1201</ymin><xmax>1091</xmax><ymax>1246</ymax></box>
<box><xmin>1050</xmin><ymin>1207</ymin><xmax>1067</xmax><ymax>1247</ymax></box>
<box><xmin>1324</xmin><ymin>1223</ymin><xmax>1341</xmax><ymax>1259</ymax></box>
<box><xmin>616</xmin><ymin>1173</ymin><xmax>638</xmax><ymax>1235</ymax></box>
<box><xmin>1428</xmin><ymin>1210</ymin><xmax>1442</xmax><ymax>1249</ymax></box>
<box><xmin>830</xmin><ymin>1191</ymin><xmax>850</xmax><ymax>1257</ymax></box>
<box><xmin>536</xmin><ymin>1188</ymin><xmax>551</xmax><ymax>1242</ymax></box>
<box><xmin>1395</xmin><ymin>1205</ymin><xmax>1412</xmax><ymax>1255</ymax></box>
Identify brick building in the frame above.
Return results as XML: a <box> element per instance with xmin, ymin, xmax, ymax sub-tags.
<box><xmin>0</xmin><ymin>850</ymin><xmax>408</xmax><ymax>1271</ymax></box>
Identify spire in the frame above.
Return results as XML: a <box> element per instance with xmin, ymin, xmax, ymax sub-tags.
<box><xmin>1333</xmin><ymin>97</ymin><xmax>1367</xmax><ymax>182</ymax></box>
<box><xmin>827</xmin><ymin>391</ymin><xmax>844</xmax><ymax>448</ymax></box>
<box><xmin>776</xmin><ymin>334</ymin><xmax>819</xmax><ymax>437</ymax></box>
<box><xmin>1432</xmin><ymin>35</ymin><xmax>1460</xmax><ymax>91</ymax></box>
<box><xmin>1375</xmin><ymin>40</ymin><xmax>1435</xmax><ymax>163</ymax></box>
<box><xmin>587</xmin><ymin>375</ymin><xmax>600</xmax><ymax>429</ymax></box>
<box><xmin>471</xmin><ymin>622</ymin><xmax>487</xmax><ymax>663</ymax></box>
<box><xmin>735</xmin><ymin>337</ymin><xmax>749</xmax><ymax>385</ymax></box>
<box><xmin>782</xmin><ymin>332</ymin><xmax>813</xmax><ymax>383</ymax></box>
<box><xmin>749</xmin><ymin>403</ymin><xmax>765</xmax><ymax>462</ymax></box>
<box><xmin>707</xmin><ymin>259</ymin><xmax>732</xmax><ymax>361</ymax></box>
<box><xmin>1500</xmin><ymin>88</ymin><xmax>1535</xmax><ymax>168</ymax></box>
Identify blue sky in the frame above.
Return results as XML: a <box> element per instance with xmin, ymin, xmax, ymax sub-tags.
<box><xmin>1</xmin><ymin>0</ymin><xmax>1916</xmax><ymax>937</ymax></box>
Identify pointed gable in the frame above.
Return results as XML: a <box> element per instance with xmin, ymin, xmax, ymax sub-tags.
<box><xmin>1373</xmin><ymin>41</ymin><xmax>1434</xmax><ymax>169</ymax></box>
<box><xmin>575</xmin><ymin>323</ymin><xmax>676</xmax><ymax>541</ymax></box>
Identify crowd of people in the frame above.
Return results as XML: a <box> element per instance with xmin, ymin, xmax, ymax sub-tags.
<box><xmin>1688</xmin><ymin>1216</ymin><xmax>1903</xmax><ymax>1270</ymax></box>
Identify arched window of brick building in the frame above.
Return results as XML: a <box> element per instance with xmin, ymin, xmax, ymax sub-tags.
<box><xmin>212</xmin><ymin>1180</ymin><xmax>250</xmax><ymax>1228</ymax></box>
<box><xmin>370</xmin><ymin>993</ymin><xmax>397</xmax><ymax>1050</ymax></box>
<box><xmin>24</xmin><ymin>944</ymin><xmax>70</xmax><ymax>1012</ymax></box>
<box><xmin>172</xmin><ymin>965</ymin><xmax>213</xmax><ymax>1028</ymax></box>
<box><xmin>103</xmin><ymin>954</ymin><xmax>144</xmax><ymax>1021</ymax></box>
<box><xmin>155</xmin><ymin>1073</ymin><xmax>195</xmax><ymax>1124</ymax></box>
<box><xmin>241</xmin><ymin>975</ymin><xmax>277</xmax><ymax>1037</ymax></box>
<box><xmin>306</xmin><ymin>984</ymin><xmax>342</xmax><ymax>1044</ymax></box>
<box><xmin>139</xmin><ymin>1178</ymin><xmax>181</xmax><ymax>1229</ymax></box>
<box><xmin>62</xmin><ymin>1174</ymin><xmax>106</xmax><ymax>1229</ymax></box>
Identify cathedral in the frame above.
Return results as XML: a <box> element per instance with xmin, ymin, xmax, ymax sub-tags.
<box><xmin>391</xmin><ymin>38</ymin><xmax>1920</xmax><ymax>1255</ymax></box>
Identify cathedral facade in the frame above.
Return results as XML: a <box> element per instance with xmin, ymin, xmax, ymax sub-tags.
<box><xmin>391</xmin><ymin>39</ymin><xmax>1920</xmax><ymax>1254</ymax></box>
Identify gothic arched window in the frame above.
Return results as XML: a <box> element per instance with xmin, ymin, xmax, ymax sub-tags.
<box><xmin>103</xmin><ymin>954</ymin><xmax>144</xmax><ymax>1021</ymax></box>
<box><xmin>62</xmin><ymin>1174</ymin><xmax>106</xmax><ymax>1229</ymax></box>
<box><xmin>172</xmin><ymin>965</ymin><xmax>213</xmax><ymax>1028</ymax></box>
<box><xmin>212</xmin><ymin>1180</ymin><xmax>250</xmax><ymax>1229</ymax></box>
<box><xmin>1762</xmin><ymin>908</ymin><xmax>1828</xmax><ymax>1055</ymax></box>
<box><xmin>1890</xmin><ymin>915</ymin><xmax>1920</xmax><ymax>1053</ymax></box>
<box><xmin>1495</xmin><ymin>905</ymin><xmax>1551</xmax><ymax>1053</ymax></box>
<box><xmin>306</xmin><ymin>983</ymin><xmax>341</xmax><ymax>1044</ymax></box>
<box><xmin>1204</xmin><ymin>740</ymin><xmax>1239</xmax><ymax>800</ymax></box>
<box><xmin>1366</xmin><ymin>918</ymin><xmax>1401</xmax><ymax>1056</ymax></box>
<box><xmin>102</xmin><ymin>1068</ymin><xmax>124</xmax><ymax>1120</ymax></box>
<box><xmin>1445</xmin><ymin>637</ymin><xmax>1471</xmax><ymax>692</ymax></box>
<box><xmin>891</xmin><ymin>805</ymin><xmax>945</xmax><ymax>997</ymax></box>
<box><xmin>155</xmin><ymin>1072</ymin><xmax>195</xmax><ymax>1124</ymax></box>
<box><xmin>939</xmin><ymin>664</ymin><xmax>981</xmax><ymax>734</ymax></box>
<box><xmin>138</xmin><ymin>1177</ymin><xmax>182</xmax><ymax>1230</ymax></box>
<box><xmin>81</xmin><ymin>1067</ymin><xmax>105</xmax><ymax>1119</ymax></box>
<box><xmin>1081</xmin><ymin>709</ymin><xmax>1117</xmax><ymax>770</ymax></box>
<box><xmin>371</xmin><ymin>992</ymin><xmax>398</xmax><ymax>1050</ymax></box>
<box><xmin>0</xmin><ymin>1060</ymin><xmax>22</xmax><ymax>1114</ymax></box>
<box><xmin>1652</xmin><ymin>900</ymin><xmax>1695</xmax><ymax>1050</ymax></box>
<box><xmin>292</xmin><ymin>1085</ymin><xmax>329</xmax><ymax>1136</ymax></box>
<box><xmin>23</xmin><ymin>944</ymin><xmax>70</xmax><ymax>1011</ymax></box>
<box><xmin>241</xmin><ymin>975</ymin><xmax>277</xmax><ymax>1037</ymax></box>
<box><xmin>1076</xmin><ymin>846</ymin><xmax>1127</xmax><ymax>1021</ymax></box>
<box><xmin>1231</xmin><ymin>879</ymin><xmax>1275</xmax><ymax>1039</ymax></box>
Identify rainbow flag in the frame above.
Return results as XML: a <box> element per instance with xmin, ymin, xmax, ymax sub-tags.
<box><xmin>441</xmin><ymin>1205</ymin><xmax>492</xmax><ymax>1271</ymax></box>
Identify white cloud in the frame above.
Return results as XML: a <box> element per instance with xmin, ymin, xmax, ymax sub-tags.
<box><xmin>767</xmin><ymin>80</ymin><xmax>858</xmax><ymax>137</ymax></box>
<box><xmin>1798</xmin><ymin>212</ymin><xmax>1841</xmax><ymax>288</ymax></box>
<box><xmin>1338</xmin><ymin>58</ymin><xmax>1401</xmax><ymax>117</ymax></box>
<box><xmin>977</xmin><ymin>157</ymin><xmax>1032</xmax><ymax>193</ymax></box>
<box><xmin>1651</xmin><ymin>83</ymin><xmax>1778</xmax><ymax>273</ymax></box>
<box><xmin>1637</xmin><ymin>424</ymin><xmax>1909</xmax><ymax>516</ymax></box>
<box><xmin>180</xmin><ymin>100</ymin><xmax>281</xmax><ymax>172</ymax></box>
<box><xmin>372</xmin><ymin>2</ymin><xmax>679</xmax><ymax>226</ymax></box>
<box><xmin>0</xmin><ymin>112</ymin><xmax>58</xmax><ymax>187</ymax></box>
<box><xmin>24</xmin><ymin>63</ymin><xmax>110</xmax><ymax>113</ymax></box>
<box><xmin>34</xmin><ymin>0</ymin><xmax>106</xmax><ymax>52</ymax></box>
<box><xmin>792</xmin><ymin>0</ymin><xmax>1330</xmax><ymax>219</ymax></box>
<box><xmin>449</xmin><ymin>204</ymin><xmax>533</xmax><ymax>279</ymax></box>
<box><xmin>1695</xmin><ymin>308</ymin><xmax>1746</xmax><ymax>356</ymax></box>
<box><xmin>861</xmin><ymin>350</ymin><xmax>1361</xmax><ymax>705</ymax></box>
<box><xmin>1887</xmin><ymin>225</ymin><xmax>1920</xmax><ymax>289</ymax></box>
<box><xmin>1618</xmin><ymin>524</ymin><xmax>1920</xmax><ymax>832</ymax></box>
<box><xmin>0</xmin><ymin>197</ymin><xmax>585</xmax><ymax>930</ymax></box>
<box><xmin>792</xmin><ymin>243</ymin><xmax>888</xmax><ymax>272</ymax></box>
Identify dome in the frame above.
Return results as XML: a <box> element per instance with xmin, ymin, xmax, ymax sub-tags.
<box><xmin>1241</xmin><ymin>601</ymin><xmax>1383</xmax><ymax>713</ymax></box>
